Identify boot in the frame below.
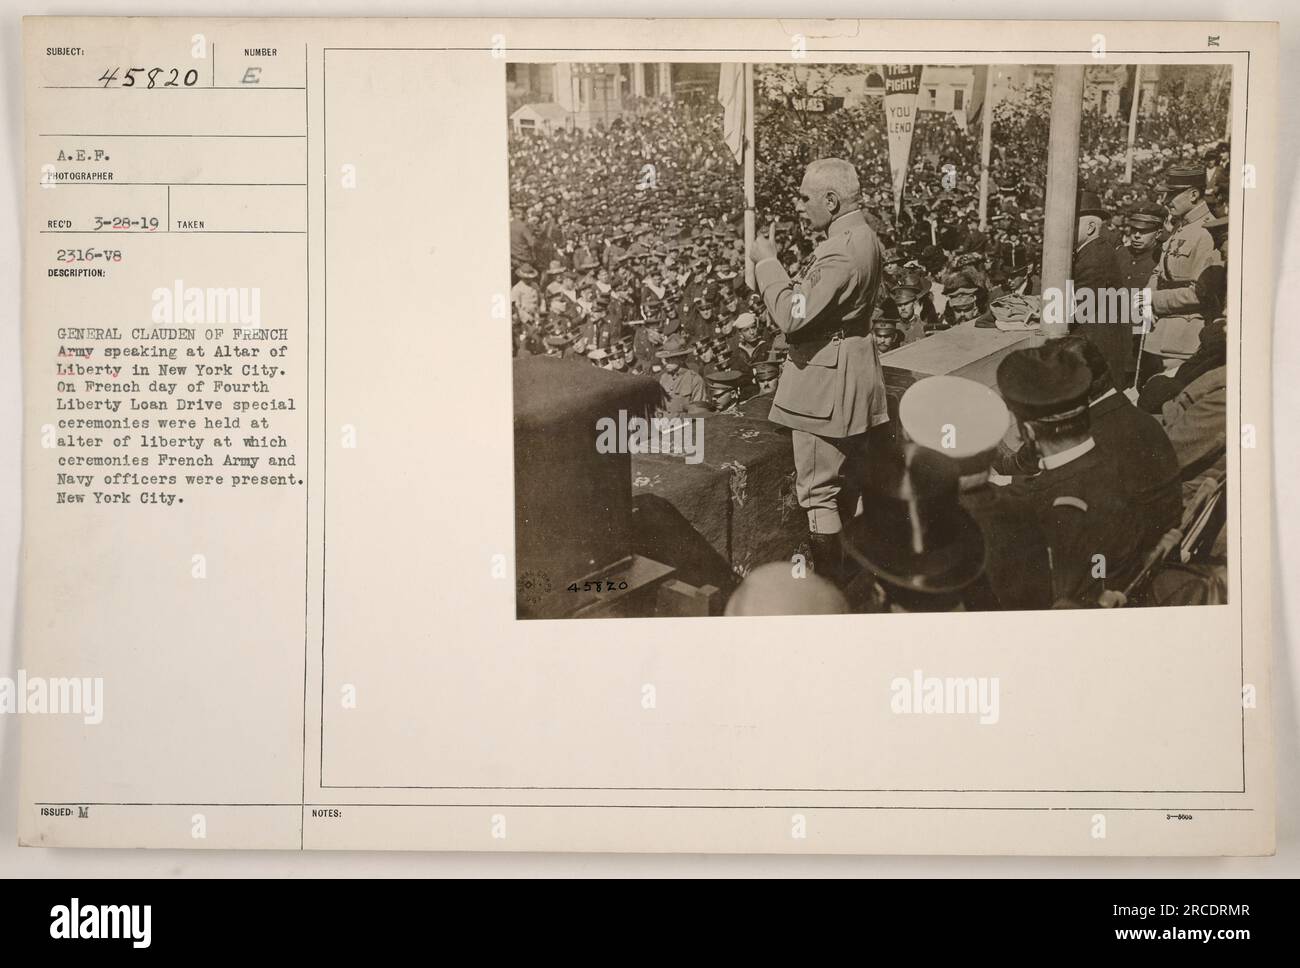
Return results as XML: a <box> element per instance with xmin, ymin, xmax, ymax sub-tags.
<box><xmin>808</xmin><ymin>532</ymin><xmax>845</xmax><ymax>586</ymax></box>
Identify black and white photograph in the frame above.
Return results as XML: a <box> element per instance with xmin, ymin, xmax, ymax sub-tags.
<box><xmin>508</xmin><ymin>61</ymin><xmax>1234</xmax><ymax>618</ymax></box>
<box><xmin>6</xmin><ymin>7</ymin><xmax>1287</xmax><ymax>892</ymax></box>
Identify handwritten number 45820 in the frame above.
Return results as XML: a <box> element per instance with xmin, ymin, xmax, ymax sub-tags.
<box><xmin>568</xmin><ymin>580</ymin><xmax>629</xmax><ymax>593</ymax></box>
<box><xmin>98</xmin><ymin>67</ymin><xmax>200</xmax><ymax>89</ymax></box>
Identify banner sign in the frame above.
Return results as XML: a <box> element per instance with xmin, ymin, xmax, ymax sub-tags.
<box><xmin>883</xmin><ymin>65</ymin><xmax>924</xmax><ymax>214</ymax></box>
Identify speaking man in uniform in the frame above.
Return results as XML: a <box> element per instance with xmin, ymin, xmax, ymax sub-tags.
<box><xmin>749</xmin><ymin>158</ymin><xmax>889</xmax><ymax>583</ymax></box>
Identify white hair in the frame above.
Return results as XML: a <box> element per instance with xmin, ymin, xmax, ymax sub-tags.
<box><xmin>804</xmin><ymin>158</ymin><xmax>861</xmax><ymax>202</ymax></box>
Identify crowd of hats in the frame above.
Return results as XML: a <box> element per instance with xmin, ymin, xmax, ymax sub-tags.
<box><xmin>755</xmin><ymin>72</ymin><xmax>1231</xmax><ymax>294</ymax></box>
<box><xmin>508</xmin><ymin>95</ymin><xmax>780</xmax><ymax>378</ymax></box>
<box><xmin>509</xmin><ymin>77</ymin><xmax>1229</xmax><ymax>378</ymax></box>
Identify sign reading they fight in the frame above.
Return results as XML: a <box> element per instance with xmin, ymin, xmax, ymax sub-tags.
<box><xmin>883</xmin><ymin>65</ymin><xmax>924</xmax><ymax>215</ymax></box>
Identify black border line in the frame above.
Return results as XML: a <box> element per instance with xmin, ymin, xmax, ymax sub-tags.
<box><xmin>34</xmin><ymin>802</ymin><xmax>1253</xmax><ymax>812</ymax></box>
<box><xmin>301</xmin><ymin>41</ymin><xmax>311</xmax><ymax>852</ymax></box>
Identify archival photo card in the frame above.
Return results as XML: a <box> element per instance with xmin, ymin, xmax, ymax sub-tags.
<box><xmin>18</xmin><ymin>17</ymin><xmax>1276</xmax><ymax>855</ymax></box>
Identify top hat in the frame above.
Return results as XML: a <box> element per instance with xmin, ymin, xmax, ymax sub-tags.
<box><xmin>1077</xmin><ymin>190</ymin><xmax>1108</xmax><ymax>219</ymax></box>
<box><xmin>845</xmin><ymin>443</ymin><xmax>987</xmax><ymax>595</ymax></box>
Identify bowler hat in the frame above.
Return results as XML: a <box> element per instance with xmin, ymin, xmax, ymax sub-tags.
<box><xmin>996</xmin><ymin>343</ymin><xmax>1091</xmax><ymax>422</ymax></box>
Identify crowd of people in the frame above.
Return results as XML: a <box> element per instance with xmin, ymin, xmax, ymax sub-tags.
<box><xmin>508</xmin><ymin>67</ymin><xmax>1232</xmax><ymax>609</ymax></box>
<box><xmin>510</xmin><ymin>72</ymin><xmax>1228</xmax><ymax>394</ymax></box>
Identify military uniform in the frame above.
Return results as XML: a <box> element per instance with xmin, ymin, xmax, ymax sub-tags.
<box><xmin>1115</xmin><ymin>245</ymin><xmax>1158</xmax><ymax>294</ymax></box>
<box><xmin>753</xmin><ymin>207</ymin><xmax>889</xmax><ymax>535</ymax></box>
<box><xmin>1088</xmin><ymin>388</ymin><xmax>1183</xmax><ymax>547</ymax></box>
<box><xmin>630</xmin><ymin>324</ymin><xmax>659</xmax><ymax>371</ymax></box>
<box><xmin>1146</xmin><ymin>169</ymin><xmax>1217</xmax><ymax>365</ymax></box>
<box><xmin>659</xmin><ymin>367</ymin><xmax>707</xmax><ymax>414</ymax></box>
<box><xmin>997</xmin><ymin>344</ymin><xmax>1145</xmax><ymax>606</ymax></box>
<box><xmin>727</xmin><ymin>333</ymin><xmax>770</xmax><ymax>382</ymax></box>
<box><xmin>1005</xmin><ymin>444</ymin><xmax>1144</xmax><ymax>605</ymax></box>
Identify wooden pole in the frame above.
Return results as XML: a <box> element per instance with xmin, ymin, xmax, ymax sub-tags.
<box><xmin>743</xmin><ymin>62</ymin><xmax>757</xmax><ymax>291</ymax></box>
<box><xmin>978</xmin><ymin>67</ymin><xmax>996</xmax><ymax>231</ymax></box>
<box><xmin>1040</xmin><ymin>65</ymin><xmax>1085</xmax><ymax>340</ymax></box>
<box><xmin>1124</xmin><ymin>64</ymin><xmax>1142</xmax><ymax>184</ymax></box>
<box><xmin>1222</xmin><ymin>64</ymin><xmax>1232</xmax><ymax>141</ymax></box>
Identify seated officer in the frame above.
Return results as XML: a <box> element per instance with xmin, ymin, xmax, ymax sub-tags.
<box><xmin>726</xmin><ymin>312</ymin><xmax>771</xmax><ymax>386</ymax></box>
<box><xmin>897</xmin><ymin>375</ymin><xmax>1053</xmax><ymax>610</ymax></box>
<box><xmin>871</xmin><ymin>302</ymin><xmax>906</xmax><ymax>354</ymax></box>
<box><xmin>704</xmin><ymin>369</ymin><xmax>744</xmax><ymax>412</ymax></box>
<box><xmin>752</xmin><ymin>359</ymin><xmax>781</xmax><ymax>396</ymax></box>
<box><xmin>1059</xmin><ymin>336</ymin><xmax>1182</xmax><ymax>548</ymax></box>
<box><xmin>656</xmin><ymin>336</ymin><xmax>707</xmax><ymax>414</ymax></box>
<box><xmin>938</xmin><ymin>268</ymin><xmax>986</xmax><ymax>329</ymax></box>
<box><xmin>889</xmin><ymin>270</ymin><xmax>937</xmax><ymax>342</ymax></box>
<box><xmin>996</xmin><ymin>337</ymin><xmax>1182</xmax><ymax>551</ymax></box>
<box><xmin>996</xmin><ymin>343</ymin><xmax>1144</xmax><ymax>606</ymax></box>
